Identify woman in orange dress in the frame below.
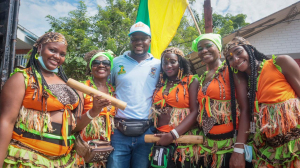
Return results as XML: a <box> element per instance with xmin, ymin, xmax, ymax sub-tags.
<box><xmin>0</xmin><ymin>32</ymin><xmax>110</xmax><ymax>168</ymax></box>
<box><xmin>77</xmin><ymin>50</ymin><xmax>116</xmax><ymax>167</ymax></box>
<box><xmin>150</xmin><ymin>47</ymin><xmax>199</xmax><ymax>167</ymax></box>
<box><xmin>192</xmin><ymin>33</ymin><xmax>251</xmax><ymax>168</ymax></box>
<box><xmin>224</xmin><ymin>36</ymin><xmax>300</xmax><ymax>167</ymax></box>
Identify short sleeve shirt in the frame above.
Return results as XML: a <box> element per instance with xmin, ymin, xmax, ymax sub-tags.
<box><xmin>111</xmin><ymin>51</ymin><xmax>161</xmax><ymax>119</ymax></box>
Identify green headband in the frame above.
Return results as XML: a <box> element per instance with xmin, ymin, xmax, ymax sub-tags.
<box><xmin>192</xmin><ymin>33</ymin><xmax>222</xmax><ymax>52</ymax></box>
<box><xmin>89</xmin><ymin>51</ymin><xmax>114</xmax><ymax>70</ymax></box>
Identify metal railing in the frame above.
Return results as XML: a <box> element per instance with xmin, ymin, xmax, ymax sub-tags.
<box><xmin>15</xmin><ymin>54</ymin><xmax>27</xmax><ymax>67</ymax></box>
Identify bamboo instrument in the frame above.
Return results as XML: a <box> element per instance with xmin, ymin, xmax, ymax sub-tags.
<box><xmin>145</xmin><ymin>135</ymin><xmax>203</xmax><ymax>144</ymax></box>
<box><xmin>67</xmin><ymin>78</ymin><xmax>127</xmax><ymax>110</ymax></box>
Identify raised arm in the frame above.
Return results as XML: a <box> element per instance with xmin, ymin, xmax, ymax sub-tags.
<box><xmin>0</xmin><ymin>73</ymin><xmax>26</xmax><ymax>166</ymax></box>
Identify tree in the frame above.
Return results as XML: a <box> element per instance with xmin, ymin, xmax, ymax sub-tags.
<box><xmin>46</xmin><ymin>1</ymin><xmax>95</xmax><ymax>80</ymax></box>
<box><xmin>92</xmin><ymin>0</ymin><xmax>139</xmax><ymax>55</ymax></box>
<box><xmin>213</xmin><ymin>13</ymin><xmax>249</xmax><ymax>37</ymax></box>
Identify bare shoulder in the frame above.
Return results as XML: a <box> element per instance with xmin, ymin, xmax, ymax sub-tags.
<box><xmin>189</xmin><ymin>76</ymin><xmax>199</xmax><ymax>88</ymax></box>
<box><xmin>274</xmin><ymin>55</ymin><xmax>295</xmax><ymax>66</ymax></box>
<box><xmin>4</xmin><ymin>72</ymin><xmax>26</xmax><ymax>89</ymax></box>
<box><xmin>274</xmin><ymin>55</ymin><xmax>299</xmax><ymax>74</ymax></box>
<box><xmin>0</xmin><ymin>72</ymin><xmax>26</xmax><ymax>115</ymax></box>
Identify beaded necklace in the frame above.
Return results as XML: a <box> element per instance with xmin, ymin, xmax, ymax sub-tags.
<box><xmin>161</xmin><ymin>75</ymin><xmax>189</xmax><ymax>103</ymax></box>
<box><xmin>199</xmin><ymin>61</ymin><xmax>227</xmax><ymax>100</ymax></box>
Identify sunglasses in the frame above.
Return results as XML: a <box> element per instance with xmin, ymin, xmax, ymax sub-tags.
<box><xmin>92</xmin><ymin>60</ymin><xmax>111</xmax><ymax>67</ymax></box>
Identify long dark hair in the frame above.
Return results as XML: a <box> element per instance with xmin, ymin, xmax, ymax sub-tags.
<box><xmin>226</xmin><ymin>44</ymin><xmax>270</xmax><ymax>128</ymax></box>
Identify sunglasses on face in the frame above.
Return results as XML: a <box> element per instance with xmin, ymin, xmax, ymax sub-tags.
<box><xmin>92</xmin><ymin>60</ymin><xmax>111</xmax><ymax>67</ymax></box>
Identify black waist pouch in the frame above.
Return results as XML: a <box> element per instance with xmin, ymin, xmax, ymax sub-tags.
<box><xmin>150</xmin><ymin>144</ymin><xmax>177</xmax><ymax>168</ymax></box>
<box><xmin>115</xmin><ymin>118</ymin><xmax>153</xmax><ymax>137</ymax></box>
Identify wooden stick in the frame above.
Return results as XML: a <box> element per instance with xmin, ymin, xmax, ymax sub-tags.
<box><xmin>145</xmin><ymin>135</ymin><xmax>203</xmax><ymax>144</ymax></box>
<box><xmin>187</xmin><ymin>4</ymin><xmax>201</xmax><ymax>35</ymax></box>
<box><xmin>67</xmin><ymin>78</ymin><xmax>127</xmax><ymax>110</ymax></box>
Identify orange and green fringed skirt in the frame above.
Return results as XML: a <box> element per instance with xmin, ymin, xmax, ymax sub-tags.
<box><xmin>4</xmin><ymin>143</ymin><xmax>77</xmax><ymax>168</ymax></box>
<box><xmin>252</xmin><ymin>98</ymin><xmax>300</xmax><ymax>167</ymax></box>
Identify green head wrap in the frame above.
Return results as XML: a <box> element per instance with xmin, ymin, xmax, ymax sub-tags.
<box><xmin>89</xmin><ymin>50</ymin><xmax>114</xmax><ymax>70</ymax></box>
<box><xmin>192</xmin><ymin>33</ymin><xmax>222</xmax><ymax>52</ymax></box>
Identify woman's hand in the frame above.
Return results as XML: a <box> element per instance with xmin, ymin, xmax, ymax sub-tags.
<box><xmin>229</xmin><ymin>151</ymin><xmax>246</xmax><ymax>168</ymax></box>
<box><xmin>154</xmin><ymin>132</ymin><xmax>174</xmax><ymax>146</ymax></box>
<box><xmin>89</xmin><ymin>95</ymin><xmax>111</xmax><ymax>117</ymax></box>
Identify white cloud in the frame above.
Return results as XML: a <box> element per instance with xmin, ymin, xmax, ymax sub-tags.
<box><xmin>191</xmin><ymin>0</ymin><xmax>299</xmax><ymax>23</ymax></box>
<box><xmin>96</xmin><ymin>0</ymin><xmax>107</xmax><ymax>8</ymax></box>
<box><xmin>19</xmin><ymin>0</ymin><xmax>77</xmax><ymax>36</ymax></box>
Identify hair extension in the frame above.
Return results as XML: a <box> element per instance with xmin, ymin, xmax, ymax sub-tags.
<box><xmin>226</xmin><ymin>59</ymin><xmax>237</xmax><ymax>131</ymax></box>
<box><xmin>224</xmin><ymin>37</ymin><xmax>270</xmax><ymax>128</ymax></box>
<box><xmin>243</xmin><ymin>45</ymin><xmax>258</xmax><ymax>123</ymax></box>
<box><xmin>248</xmin><ymin>45</ymin><xmax>270</xmax><ymax>61</ymax></box>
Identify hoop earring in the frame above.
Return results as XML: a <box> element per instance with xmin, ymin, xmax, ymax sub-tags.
<box><xmin>159</xmin><ymin>72</ymin><xmax>164</xmax><ymax>84</ymax></box>
<box><xmin>35</xmin><ymin>53</ymin><xmax>39</xmax><ymax>59</ymax></box>
<box><xmin>231</xmin><ymin>67</ymin><xmax>238</xmax><ymax>74</ymax></box>
<box><xmin>177</xmin><ymin>68</ymin><xmax>183</xmax><ymax>80</ymax></box>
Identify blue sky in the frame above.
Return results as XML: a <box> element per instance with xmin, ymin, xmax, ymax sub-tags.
<box><xmin>19</xmin><ymin>0</ymin><xmax>299</xmax><ymax>36</ymax></box>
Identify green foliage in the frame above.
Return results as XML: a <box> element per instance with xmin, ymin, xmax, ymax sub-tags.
<box><xmin>63</xmin><ymin>55</ymin><xmax>87</xmax><ymax>80</ymax></box>
<box><xmin>92</xmin><ymin>0</ymin><xmax>139</xmax><ymax>55</ymax></box>
<box><xmin>213</xmin><ymin>13</ymin><xmax>249</xmax><ymax>37</ymax></box>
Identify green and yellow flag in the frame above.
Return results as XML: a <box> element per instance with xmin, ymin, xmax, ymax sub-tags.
<box><xmin>136</xmin><ymin>0</ymin><xmax>188</xmax><ymax>59</ymax></box>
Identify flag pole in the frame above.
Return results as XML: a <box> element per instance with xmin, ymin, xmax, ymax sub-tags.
<box><xmin>187</xmin><ymin>4</ymin><xmax>201</xmax><ymax>35</ymax></box>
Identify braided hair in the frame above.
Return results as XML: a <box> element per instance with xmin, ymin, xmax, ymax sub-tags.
<box><xmin>26</xmin><ymin>32</ymin><xmax>82</xmax><ymax>117</ymax></box>
<box><xmin>225</xmin><ymin>37</ymin><xmax>270</xmax><ymax>126</ymax></box>
<box><xmin>154</xmin><ymin>47</ymin><xmax>191</xmax><ymax>97</ymax></box>
<box><xmin>226</xmin><ymin>59</ymin><xmax>238</xmax><ymax>130</ymax></box>
<box><xmin>243</xmin><ymin>45</ymin><xmax>270</xmax><ymax>122</ymax></box>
